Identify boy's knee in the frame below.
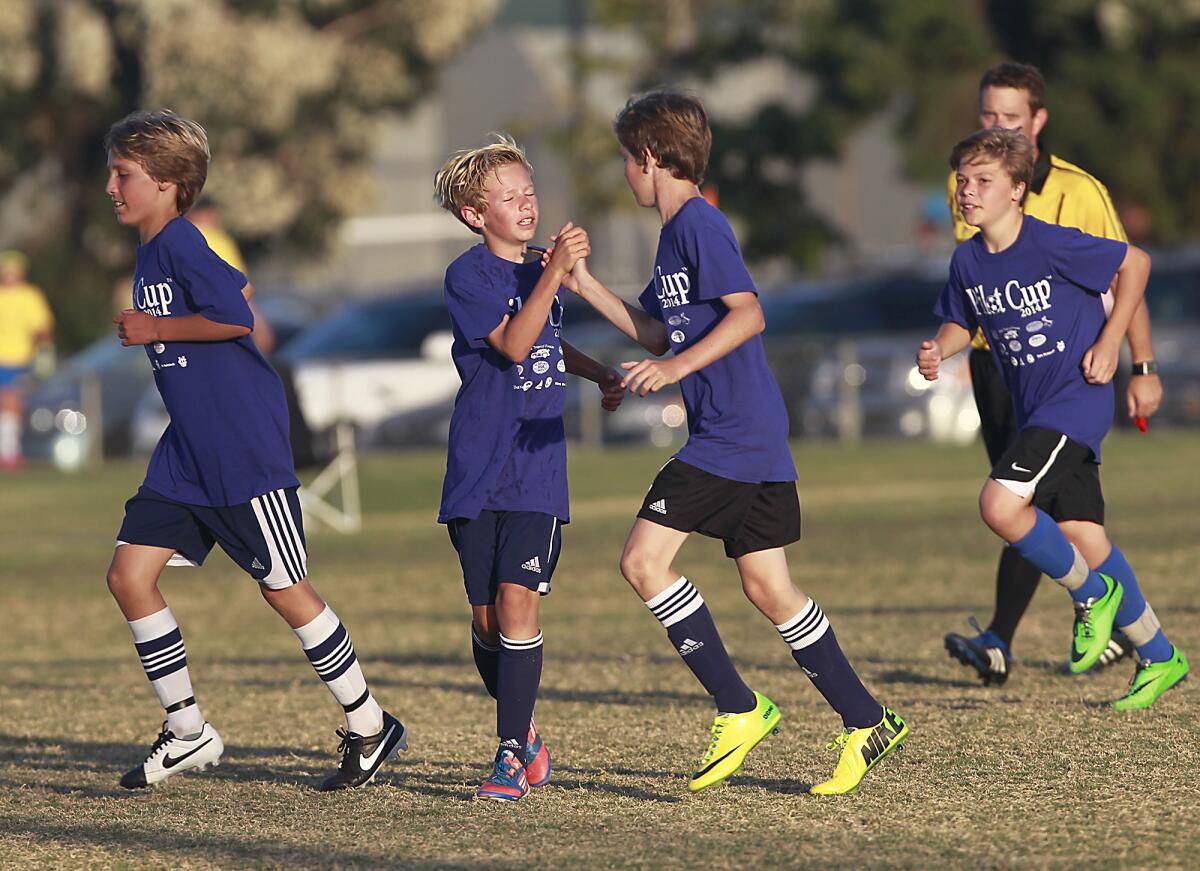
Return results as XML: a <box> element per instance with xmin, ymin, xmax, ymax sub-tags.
<box><xmin>619</xmin><ymin>548</ymin><xmax>657</xmax><ymax>593</ymax></box>
<box><xmin>106</xmin><ymin>563</ymin><xmax>149</xmax><ymax>599</ymax></box>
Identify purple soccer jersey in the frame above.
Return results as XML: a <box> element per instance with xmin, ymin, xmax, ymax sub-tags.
<box><xmin>439</xmin><ymin>244</ymin><xmax>569</xmax><ymax>523</ymax></box>
<box><xmin>638</xmin><ymin>198</ymin><xmax>796</xmax><ymax>484</ymax></box>
<box><xmin>935</xmin><ymin>216</ymin><xmax>1127</xmax><ymax>460</ymax></box>
<box><xmin>135</xmin><ymin>217</ymin><xmax>298</xmax><ymax>506</ymax></box>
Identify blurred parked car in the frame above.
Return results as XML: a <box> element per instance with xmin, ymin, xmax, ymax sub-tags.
<box><xmin>22</xmin><ymin>336</ymin><xmax>152</xmax><ymax>466</ymax></box>
<box><xmin>758</xmin><ymin>266</ymin><xmax>978</xmax><ymax>441</ymax></box>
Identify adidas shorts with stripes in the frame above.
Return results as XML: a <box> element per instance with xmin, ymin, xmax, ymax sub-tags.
<box><xmin>990</xmin><ymin>427</ymin><xmax>1104</xmax><ymax>524</ymax></box>
<box><xmin>446</xmin><ymin>510</ymin><xmax>562</xmax><ymax>605</ymax></box>
<box><xmin>116</xmin><ymin>485</ymin><xmax>309</xmax><ymax>589</ymax></box>
<box><xmin>637</xmin><ymin>459</ymin><xmax>801</xmax><ymax>558</ymax></box>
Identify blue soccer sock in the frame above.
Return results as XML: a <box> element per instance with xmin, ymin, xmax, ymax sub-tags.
<box><xmin>496</xmin><ymin>632</ymin><xmax>543</xmax><ymax>744</ymax></box>
<box><xmin>1098</xmin><ymin>545</ymin><xmax>1174</xmax><ymax>662</ymax></box>
<box><xmin>646</xmin><ymin>576</ymin><xmax>756</xmax><ymax>714</ymax></box>
<box><xmin>1012</xmin><ymin>509</ymin><xmax>1107</xmax><ymax>603</ymax></box>
<box><xmin>777</xmin><ymin>600</ymin><xmax>883</xmax><ymax>730</ymax></box>
<box><xmin>472</xmin><ymin>623</ymin><xmax>500</xmax><ymax>699</ymax></box>
<box><xmin>128</xmin><ymin>607</ymin><xmax>205</xmax><ymax>738</ymax></box>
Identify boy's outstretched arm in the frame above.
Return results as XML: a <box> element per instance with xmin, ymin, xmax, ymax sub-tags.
<box><xmin>1084</xmin><ymin>244</ymin><xmax>1151</xmax><ymax>385</ymax></box>
<box><xmin>561</xmin><ymin>339</ymin><xmax>624</xmax><ymax>411</ymax></box>
<box><xmin>114</xmin><ymin>309</ymin><xmax>251</xmax><ymax>345</ymax></box>
<box><xmin>916</xmin><ymin>322</ymin><xmax>971</xmax><ymax>381</ymax></box>
<box><xmin>622</xmin><ymin>291</ymin><xmax>763</xmax><ymax>396</ymax></box>
<box><xmin>554</xmin><ymin>254</ymin><xmax>669</xmax><ymax>356</ymax></box>
<box><xmin>488</xmin><ymin>224</ymin><xmax>590</xmax><ymax>363</ymax></box>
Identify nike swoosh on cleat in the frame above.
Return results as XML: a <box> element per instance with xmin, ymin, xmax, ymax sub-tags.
<box><xmin>694</xmin><ymin>744</ymin><xmax>743</xmax><ymax>777</ymax></box>
<box><xmin>162</xmin><ymin>739</ymin><xmax>214</xmax><ymax>769</ymax></box>
<box><xmin>358</xmin><ymin>725</ymin><xmax>396</xmax><ymax>770</ymax></box>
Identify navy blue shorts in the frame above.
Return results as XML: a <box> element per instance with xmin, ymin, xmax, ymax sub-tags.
<box><xmin>446</xmin><ymin>510</ymin><xmax>563</xmax><ymax>606</ymax></box>
<box><xmin>116</xmin><ymin>485</ymin><xmax>309</xmax><ymax>589</ymax></box>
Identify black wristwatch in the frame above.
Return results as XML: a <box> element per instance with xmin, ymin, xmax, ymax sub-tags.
<box><xmin>1131</xmin><ymin>360</ymin><xmax>1158</xmax><ymax>376</ymax></box>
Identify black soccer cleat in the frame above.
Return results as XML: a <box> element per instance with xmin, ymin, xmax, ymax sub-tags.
<box><xmin>944</xmin><ymin>617</ymin><xmax>1012</xmax><ymax>686</ymax></box>
<box><xmin>318</xmin><ymin>710</ymin><xmax>408</xmax><ymax>791</ymax></box>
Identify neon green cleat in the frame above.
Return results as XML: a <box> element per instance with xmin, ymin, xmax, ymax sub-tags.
<box><xmin>687</xmin><ymin>691</ymin><xmax>781</xmax><ymax>793</ymax></box>
<box><xmin>810</xmin><ymin>707</ymin><xmax>908</xmax><ymax>796</ymax></box>
<box><xmin>1113</xmin><ymin>647</ymin><xmax>1189</xmax><ymax>711</ymax></box>
<box><xmin>1069</xmin><ymin>573</ymin><xmax>1124</xmax><ymax>674</ymax></box>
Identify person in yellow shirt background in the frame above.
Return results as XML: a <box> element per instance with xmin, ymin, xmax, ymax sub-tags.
<box><xmin>942</xmin><ymin>62</ymin><xmax>1163</xmax><ymax>686</ymax></box>
<box><xmin>188</xmin><ymin>198</ymin><xmax>276</xmax><ymax>355</ymax></box>
<box><xmin>0</xmin><ymin>250</ymin><xmax>55</xmax><ymax>470</ymax></box>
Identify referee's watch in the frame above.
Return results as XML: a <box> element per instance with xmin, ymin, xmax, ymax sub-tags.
<box><xmin>1131</xmin><ymin>360</ymin><xmax>1158</xmax><ymax>376</ymax></box>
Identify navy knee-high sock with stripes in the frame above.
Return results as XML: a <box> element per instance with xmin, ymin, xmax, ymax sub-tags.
<box><xmin>776</xmin><ymin>600</ymin><xmax>883</xmax><ymax>729</ymax></box>
<box><xmin>472</xmin><ymin>624</ymin><xmax>500</xmax><ymax>699</ymax></box>
<box><xmin>294</xmin><ymin>605</ymin><xmax>384</xmax><ymax>737</ymax></box>
<box><xmin>645</xmin><ymin>576</ymin><xmax>756</xmax><ymax>714</ymax></box>
<box><xmin>496</xmin><ymin>632</ymin><xmax>542</xmax><ymax>745</ymax></box>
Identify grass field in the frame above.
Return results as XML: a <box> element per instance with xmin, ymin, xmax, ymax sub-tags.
<box><xmin>1</xmin><ymin>433</ymin><xmax>1197</xmax><ymax>869</ymax></box>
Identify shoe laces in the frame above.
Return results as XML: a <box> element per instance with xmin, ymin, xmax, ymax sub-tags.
<box><xmin>825</xmin><ymin>728</ymin><xmax>852</xmax><ymax>752</ymax></box>
<box><xmin>967</xmin><ymin>615</ymin><xmax>985</xmax><ymax>636</ymax></box>
<box><xmin>1074</xmin><ymin>598</ymin><xmax>1097</xmax><ymax>638</ymax></box>
<box><xmin>144</xmin><ymin>722</ymin><xmax>175</xmax><ymax>761</ymax></box>
<box><xmin>333</xmin><ymin>727</ymin><xmax>367</xmax><ymax>764</ymax></box>
<box><xmin>701</xmin><ymin>714</ymin><xmax>731</xmax><ymax>762</ymax></box>
<box><xmin>491</xmin><ymin>748</ymin><xmax>523</xmax><ymax>783</ymax></box>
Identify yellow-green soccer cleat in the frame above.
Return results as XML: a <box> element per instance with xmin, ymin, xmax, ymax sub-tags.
<box><xmin>1069</xmin><ymin>573</ymin><xmax>1124</xmax><ymax>674</ymax></box>
<box><xmin>687</xmin><ymin>691</ymin><xmax>781</xmax><ymax>793</ymax></box>
<box><xmin>810</xmin><ymin>707</ymin><xmax>908</xmax><ymax>796</ymax></box>
<box><xmin>1112</xmin><ymin>647</ymin><xmax>1189</xmax><ymax>711</ymax></box>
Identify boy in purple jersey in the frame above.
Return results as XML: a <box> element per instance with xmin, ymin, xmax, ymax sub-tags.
<box><xmin>433</xmin><ymin>135</ymin><xmax>624</xmax><ymax>802</ymax></box>
<box><xmin>551</xmin><ymin>91</ymin><xmax>907</xmax><ymax>795</ymax></box>
<box><xmin>104</xmin><ymin>110</ymin><xmax>407</xmax><ymax>790</ymax></box>
<box><xmin>918</xmin><ymin>128</ymin><xmax>1188</xmax><ymax>709</ymax></box>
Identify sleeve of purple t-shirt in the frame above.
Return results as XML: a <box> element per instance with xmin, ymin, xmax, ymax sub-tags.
<box><xmin>678</xmin><ymin>207</ymin><xmax>757</xmax><ymax>302</ymax></box>
<box><xmin>637</xmin><ymin>279</ymin><xmax>660</xmax><ymax>319</ymax></box>
<box><xmin>1045</xmin><ymin>225</ymin><xmax>1128</xmax><ymax>295</ymax></box>
<box><xmin>164</xmin><ymin>221</ymin><xmax>252</xmax><ymax>329</ymax></box>
<box><xmin>445</xmin><ymin>259</ymin><xmax>511</xmax><ymax>350</ymax></box>
<box><xmin>933</xmin><ymin>255</ymin><xmax>978</xmax><ymax>332</ymax></box>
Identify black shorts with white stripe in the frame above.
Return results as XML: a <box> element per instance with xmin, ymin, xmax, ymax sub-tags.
<box><xmin>990</xmin><ymin>427</ymin><xmax>1104</xmax><ymax>524</ymax></box>
<box><xmin>116</xmin><ymin>485</ymin><xmax>309</xmax><ymax>589</ymax></box>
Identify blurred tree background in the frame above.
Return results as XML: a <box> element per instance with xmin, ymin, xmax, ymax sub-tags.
<box><xmin>0</xmin><ymin>0</ymin><xmax>497</xmax><ymax>349</ymax></box>
<box><xmin>582</xmin><ymin>0</ymin><xmax>1200</xmax><ymax>268</ymax></box>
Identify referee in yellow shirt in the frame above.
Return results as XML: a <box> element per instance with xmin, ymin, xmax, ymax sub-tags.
<box><xmin>942</xmin><ymin>62</ymin><xmax>1163</xmax><ymax>685</ymax></box>
<box><xmin>0</xmin><ymin>250</ymin><xmax>54</xmax><ymax>470</ymax></box>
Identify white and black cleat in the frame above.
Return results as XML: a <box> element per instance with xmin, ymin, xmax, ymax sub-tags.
<box><xmin>318</xmin><ymin>710</ymin><xmax>408</xmax><ymax>791</ymax></box>
<box><xmin>120</xmin><ymin>722</ymin><xmax>224</xmax><ymax>789</ymax></box>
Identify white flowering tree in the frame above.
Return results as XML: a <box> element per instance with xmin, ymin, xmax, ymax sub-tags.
<box><xmin>0</xmin><ymin>0</ymin><xmax>497</xmax><ymax>346</ymax></box>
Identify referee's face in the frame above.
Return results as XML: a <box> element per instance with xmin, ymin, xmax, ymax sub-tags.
<box><xmin>978</xmin><ymin>86</ymin><xmax>1046</xmax><ymax>148</ymax></box>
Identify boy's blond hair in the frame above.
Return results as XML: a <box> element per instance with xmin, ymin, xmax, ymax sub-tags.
<box><xmin>104</xmin><ymin>109</ymin><xmax>210</xmax><ymax>215</ymax></box>
<box><xmin>433</xmin><ymin>134</ymin><xmax>534</xmax><ymax>234</ymax></box>
<box><xmin>950</xmin><ymin>128</ymin><xmax>1034</xmax><ymax>205</ymax></box>
<box><xmin>614</xmin><ymin>90</ymin><xmax>711</xmax><ymax>185</ymax></box>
